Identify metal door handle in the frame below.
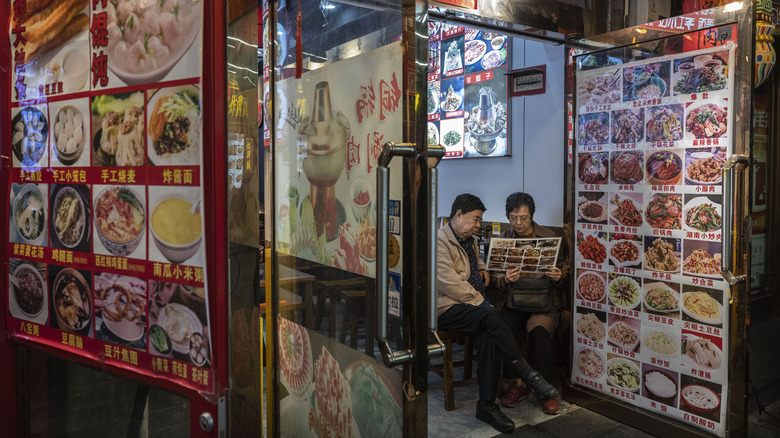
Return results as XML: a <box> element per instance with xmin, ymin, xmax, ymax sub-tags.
<box><xmin>721</xmin><ymin>154</ymin><xmax>749</xmax><ymax>286</ymax></box>
<box><xmin>377</xmin><ymin>142</ymin><xmax>415</xmax><ymax>367</ymax></box>
<box><xmin>425</xmin><ymin>145</ymin><xmax>446</xmax><ymax>359</ymax></box>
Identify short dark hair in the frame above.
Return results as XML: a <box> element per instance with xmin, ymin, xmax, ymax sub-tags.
<box><xmin>449</xmin><ymin>193</ymin><xmax>486</xmax><ymax>219</ymax></box>
<box><xmin>505</xmin><ymin>192</ymin><xmax>535</xmax><ymax>218</ymax></box>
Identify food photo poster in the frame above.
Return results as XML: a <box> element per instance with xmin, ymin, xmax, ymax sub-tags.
<box><xmin>274</xmin><ymin>43</ymin><xmax>404</xmax><ymax>279</ymax></box>
<box><xmin>572</xmin><ymin>45</ymin><xmax>734</xmax><ymax>437</ymax></box>
<box><xmin>6</xmin><ymin>1</ymin><xmax>213</xmax><ymax>393</ymax></box>
<box><xmin>428</xmin><ymin>22</ymin><xmax>509</xmax><ymax>158</ymax></box>
<box><xmin>11</xmin><ymin>0</ymin><xmax>203</xmax><ymax>101</ymax></box>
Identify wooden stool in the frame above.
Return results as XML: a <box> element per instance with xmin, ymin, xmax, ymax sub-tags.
<box><xmin>315</xmin><ymin>278</ymin><xmax>373</xmax><ymax>355</ymax></box>
<box><xmin>338</xmin><ymin>289</ymin><xmax>366</xmax><ymax>348</ymax></box>
<box><xmin>428</xmin><ymin>331</ymin><xmax>477</xmax><ymax>411</ymax></box>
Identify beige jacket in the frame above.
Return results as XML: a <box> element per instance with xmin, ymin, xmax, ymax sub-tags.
<box><xmin>436</xmin><ymin>224</ymin><xmax>486</xmax><ymax>316</ymax></box>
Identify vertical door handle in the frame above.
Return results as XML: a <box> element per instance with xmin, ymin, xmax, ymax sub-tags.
<box><xmin>721</xmin><ymin>154</ymin><xmax>749</xmax><ymax>287</ymax></box>
<box><xmin>425</xmin><ymin>145</ymin><xmax>446</xmax><ymax>359</ymax></box>
<box><xmin>377</xmin><ymin>142</ymin><xmax>415</xmax><ymax>367</ymax></box>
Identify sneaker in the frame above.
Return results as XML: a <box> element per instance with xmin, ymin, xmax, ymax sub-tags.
<box><xmin>500</xmin><ymin>381</ymin><xmax>529</xmax><ymax>408</ymax></box>
<box><xmin>525</xmin><ymin>371</ymin><xmax>559</xmax><ymax>401</ymax></box>
<box><xmin>542</xmin><ymin>398</ymin><xmax>560</xmax><ymax>415</ymax></box>
<box><xmin>476</xmin><ymin>400</ymin><xmax>515</xmax><ymax>433</ymax></box>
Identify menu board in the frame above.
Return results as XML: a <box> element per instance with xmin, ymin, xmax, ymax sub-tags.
<box><xmin>572</xmin><ymin>45</ymin><xmax>734</xmax><ymax>437</ymax></box>
<box><xmin>428</xmin><ymin>22</ymin><xmax>509</xmax><ymax>158</ymax></box>
<box><xmin>6</xmin><ymin>0</ymin><xmax>212</xmax><ymax>393</ymax></box>
<box><xmin>486</xmin><ymin>237</ymin><xmax>562</xmax><ymax>273</ymax></box>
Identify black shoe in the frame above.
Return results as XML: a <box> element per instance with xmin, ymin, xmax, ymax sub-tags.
<box><xmin>524</xmin><ymin>371</ymin><xmax>559</xmax><ymax>401</ymax></box>
<box><xmin>476</xmin><ymin>400</ymin><xmax>515</xmax><ymax>433</ymax></box>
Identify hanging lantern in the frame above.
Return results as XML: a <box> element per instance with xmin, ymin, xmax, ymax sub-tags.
<box><xmin>755</xmin><ymin>0</ymin><xmax>776</xmax><ymax>87</ymax></box>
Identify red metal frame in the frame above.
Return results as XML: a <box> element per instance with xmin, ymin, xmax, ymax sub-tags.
<box><xmin>1</xmin><ymin>0</ymin><xmax>17</xmax><ymax>434</ymax></box>
<box><xmin>0</xmin><ymin>0</ymin><xmax>229</xmax><ymax>434</ymax></box>
<box><xmin>199</xmin><ymin>0</ymin><xmax>229</xmax><ymax>434</ymax></box>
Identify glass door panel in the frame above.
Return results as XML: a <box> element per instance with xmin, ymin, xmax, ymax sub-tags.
<box><xmin>569</xmin><ymin>8</ymin><xmax>753</xmax><ymax>436</ymax></box>
<box><xmin>225</xmin><ymin>1</ymin><xmax>264</xmax><ymax>435</ymax></box>
<box><xmin>268</xmin><ymin>1</ymin><xmax>410</xmax><ymax>437</ymax></box>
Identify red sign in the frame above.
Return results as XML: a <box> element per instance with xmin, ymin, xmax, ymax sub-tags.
<box><xmin>433</xmin><ymin>0</ymin><xmax>477</xmax><ymax>9</ymax></box>
<box><xmin>508</xmin><ymin>65</ymin><xmax>547</xmax><ymax>97</ymax></box>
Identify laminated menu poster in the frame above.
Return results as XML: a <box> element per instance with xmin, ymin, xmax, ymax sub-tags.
<box><xmin>486</xmin><ymin>237</ymin><xmax>562</xmax><ymax>273</ymax></box>
<box><xmin>428</xmin><ymin>22</ymin><xmax>509</xmax><ymax>158</ymax></box>
<box><xmin>571</xmin><ymin>44</ymin><xmax>735</xmax><ymax>437</ymax></box>
<box><xmin>6</xmin><ymin>6</ymin><xmax>212</xmax><ymax>393</ymax></box>
<box><xmin>10</xmin><ymin>0</ymin><xmax>203</xmax><ymax>101</ymax></box>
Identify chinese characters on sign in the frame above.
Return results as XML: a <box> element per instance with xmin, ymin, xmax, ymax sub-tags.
<box><xmin>6</xmin><ymin>0</ymin><xmax>212</xmax><ymax>393</ymax></box>
<box><xmin>572</xmin><ymin>45</ymin><xmax>735</xmax><ymax>437</ymax></box>
<box><xmin>428</xmin><ymin>22</ymin><xmax>509</xmax><ymax>158</ymax></box>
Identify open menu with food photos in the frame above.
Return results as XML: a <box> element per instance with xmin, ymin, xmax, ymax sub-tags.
<box><xmin>571</xmin><ymin>44</ymin><xmax>735</xmax><ymax>437</ymax></box>
<box><xmin>6</xmin><ymin>1</ymin><xmax>213</xmax><ymax>394</ymax></box>
<box><xmin>486</xmin><ymin>237</ymin><xmax>562</xmax><ymax>273</ymax></box>
<box><xmin>428</xmin><ymin>22</ymin><xmax>509</xmax><ymax>158</ymax></box>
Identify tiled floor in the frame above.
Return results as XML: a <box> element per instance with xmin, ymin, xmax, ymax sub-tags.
<box><xmin>427</xmin><ymin>317</ymin><xmax>780</xmax><ymax>437</ymax></box>
<box><xmin>427</xmin><ymin>374</ymin><xmax>780</xmax><ymax>438</ymax></box>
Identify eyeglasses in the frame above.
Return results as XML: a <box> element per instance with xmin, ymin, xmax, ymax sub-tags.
<box><xmin>508</xmin><ymin>215</ymin><xmax>531</xmax><ymax>224</ymax></box>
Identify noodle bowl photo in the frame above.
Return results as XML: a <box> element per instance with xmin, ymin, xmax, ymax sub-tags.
<box><xmin>51</xmin><ymin>186</ymin><xmax>89</xmax><ymax>250</ymax></box>
<box><xmin>94</xmin><ymin>186</ymin><xmax>146</xmax><ymax>257</ymax></box>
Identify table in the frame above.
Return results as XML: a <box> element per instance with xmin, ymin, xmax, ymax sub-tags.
<box><xmin>259</xmin><ymin>264</ymin><xmax>316</xmax><ymax>326</ymax></box>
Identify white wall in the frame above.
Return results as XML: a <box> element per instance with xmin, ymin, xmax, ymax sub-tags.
<box><xmin>437</xmin><ymin>39</ymin><xmax>566</xmax><ymax>227</ymax></box>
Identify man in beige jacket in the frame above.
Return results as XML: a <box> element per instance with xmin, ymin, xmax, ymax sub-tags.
<box><xmin>436</xmin><ymin>194</ymin><xmax>557</xmax><ymax>434</ymax></box>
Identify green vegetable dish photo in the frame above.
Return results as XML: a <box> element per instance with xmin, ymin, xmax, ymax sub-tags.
<box><xmin>608</xmin><ymin>358</ymin><xmax>640</xmax><ymax>390</ymax></box>
<box><xmin>442</xmin><ymin>129</ymin><xmax>461</xmax><ymax>147</ymax></box>
<box><xmin>609</xmin><ymin>276</ymin><xmax>640</xmax><ymax>308</ymax></box>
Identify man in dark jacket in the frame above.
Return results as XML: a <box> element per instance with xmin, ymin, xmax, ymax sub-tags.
<box><xmin>437</xmin><ymin>193</ymin><xmax>558</xmax><ymax>433</ymax></box>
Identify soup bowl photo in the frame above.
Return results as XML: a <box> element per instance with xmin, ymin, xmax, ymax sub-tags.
<box><xmin>53</xmin><ymin>268</ymin><xmax>91</xmax><ymax>334</ymax></box>
<box><xmin>681</xmin><ymin>384</ymin><xmax>720</xmax><ymax>414</ymax></box>
<box><xmin>12</xmin><ymin>184</ymin><xmax>47</xmax><ymax>246</ymax></box>
<box><xmin>11</xmin><ymin>264</ymin><xmax>45</xmax><ymax>318</ymax></box>
<box><xmin>150</xmin><ymin>194</ymin><xmax>203</xmax><ymax>264</ymax></box>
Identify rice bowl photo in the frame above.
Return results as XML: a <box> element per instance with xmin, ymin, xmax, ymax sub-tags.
<box><xmin>643</xmin><ymin>368</ymin><xmax>678</xmax><ymax>405</ymax></box>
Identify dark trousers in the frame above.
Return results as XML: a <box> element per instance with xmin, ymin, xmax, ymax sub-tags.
<box><xmin>500</xmin><ymin>307</ymin><xmax>553</xmax><ymax>381</ymax></box>
<box><xmin>438</xmin><ymin>301</ymin><xmax>526</xmax><ymax>401</ymax></box>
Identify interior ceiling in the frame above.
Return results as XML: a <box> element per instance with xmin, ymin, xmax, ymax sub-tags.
<box><xmin>277</xmin><ymin>0</ymin><xmax>685</xmax><ymax>61</ymax></box>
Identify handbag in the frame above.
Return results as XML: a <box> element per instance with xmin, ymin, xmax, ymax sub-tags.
<box><xmin>505</xmin><ymin>277</ymin><xmax>553</xmax><ymax>313</ymax></box>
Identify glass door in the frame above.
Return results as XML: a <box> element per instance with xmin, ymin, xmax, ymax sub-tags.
<box><xmin>265</xmin><ymin>0</ymin><xmax>440</xmax><ymax>436</ymax></box>
<box><xmin>567</xmin><ymin>4</ymin><xmax>753</xmax><ymax>437</ymax></box>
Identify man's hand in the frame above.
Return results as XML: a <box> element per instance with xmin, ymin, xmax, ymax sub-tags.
<box><xmin>544</xmin><ymin>266</ymin><xmax>562</xmax><ymax>282</ymax></box>
<box><xmin>480</xmin><ymin>269</ymin><xmax>490</xmax><ymax>287</ymax></box>
<box><xmin>505</xmin><ymin>266</ymin><xmax>520</xmax><ymax>283</ymax></box>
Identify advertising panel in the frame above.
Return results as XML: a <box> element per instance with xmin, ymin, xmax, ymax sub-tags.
<box><xmin>7</xmin><ymin>0</ymin><xmax>212</xmax><ymax>393</ymax></box>
<box><xmin>572</xmin><ymin>45</ymin><xmax>735</xmax><ymax>437</ymax></box>
<box><xmin>273</xmin><ymin>43</ymin><xmax>405</xmax><ymax>438</ymax></box>
<box><xmin>428</xmin><ymin>21</ymin><xmax>509</xmax><ymax>158</ymax></box>
<box><xmin>274</xmin><ymin>43</ymin><xmax>403</xmax><ymax>279</ymax></box>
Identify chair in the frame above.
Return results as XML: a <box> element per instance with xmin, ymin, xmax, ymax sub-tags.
<box><xmin>428</xmin><ymin>331</ymin><xmax>477</xmax><ymax>411</ymax></box>
<box><xmin>314</xmin><ymin>277</ymin><xmax>375</xmax><ymax>355</ymax></box>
